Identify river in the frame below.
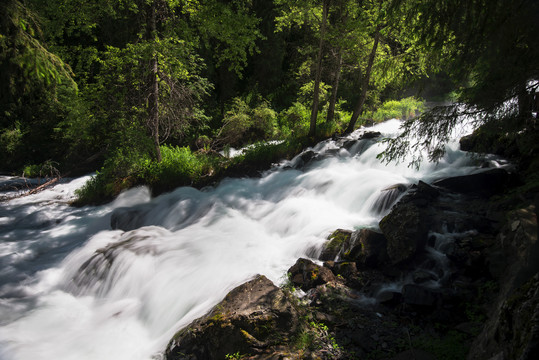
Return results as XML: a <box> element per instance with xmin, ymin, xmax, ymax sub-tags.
<box><xmin>0</xmin><ymin>119</ymin><xmax>501</xmax><ymax>360</ymax></box>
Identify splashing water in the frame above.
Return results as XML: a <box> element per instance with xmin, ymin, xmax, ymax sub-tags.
<box><xmin>0</xmin><ymin>120</ymin><xmax>498</xmax><ymax>360</ymax></box>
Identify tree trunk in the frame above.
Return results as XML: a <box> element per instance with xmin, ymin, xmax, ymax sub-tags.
<box><xmin>344</xmin><ymin>30</ymin><xmax>380</xmax><ymax>134</ymax></box>
<box><xmin>326</xmin><ymin>48</ymin><xmax>343</xmax><ymax>124</ymax></box>
<box><xmin>308</xmin><ymin>0</ymin><xmax>329</xmax><ymax>138</ymax></box>
<box><xmin>148</xmin><ymin>0</ymin><xmax>161</xmax><ymax>162</ymax></box>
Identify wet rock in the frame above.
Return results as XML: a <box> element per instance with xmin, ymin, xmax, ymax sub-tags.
<box><xmin>350</xmin><ymin>229</ymin><xmax>388</xmax><ymax>268</ymax></box>
<box><xmin>471</xmin><ymin>275</ymin><xmax>539</xmax><ymax>360</ymax></box>
<box><xmin>379</xmin><ymin>202</ymin><xmax>428</xmax><ymax>265</ymax></box>
<box><xmin>320</xmin><ymin>228</ymin><xmax>388</xmax><ymax>269</ymax></box>
<box><xmin>291</xmin><ymin>149</ymin><xmax>317</xmax><ymax>169</ymax></box>
<box><xmin>371</xmin><ymin>184</ymin><xmax>409</xmax><ymax>214</ymax></box>
<box><xmin>288</xmin><ymin>258</ymin><xmax>336</xmax><ymax>291</ymax></box>
<box><xmin>459</xmin><ymin>128</ymin><xmax>520</xmax><ymax>159</ymax></box>
<box><xmin>433</xmin><ymin>168</ymin><xmax>511</xmax><ymax>197</ymax></box>
<box><xmin>165</xmin><ymin>275</ymin><xmax>303</xmax><ymax>360</ymax></box>
<box><xmin>459</xmin><ymin>133</ymin><xmax>477</xmax><ymax>152</ymax></box>
<box><xmin>319</xmin><ymin>229</ymin><xmax>353</xmax><ymax>261</ymax></box>
<box><xmin>71</xmin><ymin>227</ymin><xmax>168</xmax><ymax>290</ymax></box>
<box><xmin>360</xmin><ymin>131</ymin><xmax>382</xmax><ymax>139</ymax></box>
<box><xmin>324</xmin><ymin>261</ymin><xmax>358</xmax><ymax>279</ymax></box>
<box><xmin>343</xmin><ymin>139</ymin><xmax>359</xmax><ymax>150</ymax></box>
<box><xmin>415</xmin><ymin>180</ymin><xmax>440</xmax><ymax>199</ymax></box>
<box><xmin>110</xmin><ymin>208</ymin><xmax>146</xmax><ymax>231</ymax></box>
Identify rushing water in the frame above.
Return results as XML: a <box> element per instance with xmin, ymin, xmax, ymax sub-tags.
<box><xmin>0</xmin><ymin>120</ymin><xmax>500</xmax><ymax>360</ymax></box>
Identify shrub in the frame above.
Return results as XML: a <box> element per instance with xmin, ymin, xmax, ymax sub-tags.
<box><xmin>365</xmin><ymin>96</ymin><xmax>426</xmax><ymax>123</ymax></box>
<box><xmin>216</xmin><ymin>98</ymin><xmax>279</xmax><ymax>148</ymax></box>
<box><xmin>278</xmin><ymin>102</ymin><xmax>311</xmax><ymax>137</ymax></box>
<box><xmin>217</xmin><ymin>98</ymin><xmax>253</xmax><ymax>147</ymax></box>
<box><xmin>251</xmin><ymin>101</ymin><xmax>278</xmax><ymax>139</ymax></box>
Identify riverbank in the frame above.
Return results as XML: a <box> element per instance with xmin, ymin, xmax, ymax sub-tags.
<box><xmin>164</xmin><ymin>122</ymin><xmax>539</xmax><ymax>359</ymax></box>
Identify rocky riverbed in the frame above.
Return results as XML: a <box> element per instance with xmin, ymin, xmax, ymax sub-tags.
<box><xmin>164</xmin><ymin>128</ymin><xmax>539</xmax><ymax>359</ymax></box>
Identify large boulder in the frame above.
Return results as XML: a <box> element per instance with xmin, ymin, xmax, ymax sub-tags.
<box><xmin>379</xmin><ymin>201</ymin><xmax>428</xmax><ymax>265</ymax></box>
<box><xmin>377</xmin><ymin>181</ymin><xmax>441</xmax><ymax>265</ymax></box>
<box><xmin>350</xmin><ymin>229</ymin><xmax>388</xmax><ymax>268</ymax></box>
<box><xmin>432</xmin><ymin>168</ymin><xmax>511</xmax><ymax>197</ymax></box>
<box><xmin>165</xmin><ymin>275</ymin><xmax>303</xmax><ymax>360</ymax></box>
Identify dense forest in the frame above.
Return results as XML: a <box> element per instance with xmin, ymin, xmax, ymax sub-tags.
<box><xmin>1</xmin><ymin>0</ymin><xmax>538</xmax><ymax>203</ymax></box>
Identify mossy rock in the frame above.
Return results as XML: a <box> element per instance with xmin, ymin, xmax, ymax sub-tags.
<box><xmin>165</xmin><ymin>275</ymin><xmax>304</xmax><ymax>360</ymax></box>
<box><xmin>319</xmin><ymin>229</ymin><xmax>353</xmax><ymax>261</ymax></box>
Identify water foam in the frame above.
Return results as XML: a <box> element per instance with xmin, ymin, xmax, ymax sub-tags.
<box><xmin>0</xmin><ymin>120</ymin><xmax>492</xmax><ymax>360</ymax></box>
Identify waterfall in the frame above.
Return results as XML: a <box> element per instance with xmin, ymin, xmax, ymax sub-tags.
<box><xmin>0</xmin><ymin>119</ymin><xmax>495</xmax><ymax>360</ymax></box>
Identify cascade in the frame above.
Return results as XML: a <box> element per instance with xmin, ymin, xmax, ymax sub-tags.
<box><xmin>0</xmin><ymin>119</ymin><xmax>502</xmax><ymax>360</ymax></box>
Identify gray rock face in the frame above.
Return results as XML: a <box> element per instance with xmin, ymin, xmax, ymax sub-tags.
<box><xmin>165</xmin><ymin>275</ymin><xmax>302</xmax><ymax>360</ymax></box>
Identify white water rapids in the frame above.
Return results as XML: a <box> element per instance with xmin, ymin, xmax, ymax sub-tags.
<box><xmin>0</xmin><ymin>120</ymin><xmax>501</xmax><ymax>360</ymax></box>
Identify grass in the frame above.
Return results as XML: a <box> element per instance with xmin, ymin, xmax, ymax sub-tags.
<box><xmin>74</xmin><ymin>137</ymin><xmax>309</xmax><ymax>205</ymax></box>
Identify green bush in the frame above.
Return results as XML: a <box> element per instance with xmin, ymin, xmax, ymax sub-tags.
<box><xmin>22</xmin><ymin>164</ymin><xmax>41</xmax><ymax>178</ymax></box>
<box><xmin>216</xmin><ymin>97</ymin><xmax>278</xmax><ymax>148</ymax></box>
<box><xmin>217</xmin><ymin>98</ymin><xmax>253</xmax><ymax>147</ymax></box>
<box><xmin>278</xmin><ymin>102</ymin><xmax>311</xmax><ymax>137</ymax></box>
<box><xmin>251</xmin><ymin>101</ymin><xmax>278</xmax><ymax>139</ymax></box>
<box><xmin>75</xmin><ymin>144</ymin><xmax>223</xmax><ymax>204</ymax></box>
<box><xmin>75</xmin><ymin>147</ymin><xmax>148</xmax><ymax>204</ymax></box>
<box><xmin>140</xmin><ymin>145</ymin><xmax>219</xmax><ymax>191</ymax></box>
<box><xmin>365</xmin><ymin>96</ymin><xmax>425</xmax><ymax>123</ymax></box>
<box><xmin>233</xmin><ymin>137</ymin><xmax>307</xmax><ymax>170</ymax></box>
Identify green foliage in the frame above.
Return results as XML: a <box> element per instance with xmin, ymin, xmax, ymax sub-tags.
<box><xmin>365</xmin><ymin>96</ymin><xmax>425</xmax><ymax>123</ymax></box>
<box><xmin>224</xmin><ymin>351</ymin><xmax>245</xmax><ymax>360</ymax></box>
<box><xmin>75</xmin><ymin>144</ymin><xmax>221</xmax><ymax>204</ymax></box>
<box><xmin>293</xmin><ymin>321</ymin><xmax>340</xmax><ymax>352</ymax></box>
<box><xmin>216</xmin><ymin>97</ymin><xmax>278</xmax><ymax>148</ymax></box>
<box><xmin>0</xmin><ymin>122</ymin><xmax>23</xmax><ymax>156</ymax></box>
<box><xmin>298</xmin><ymin>80</ymin><xmax>331</xmax><ymax>108</ymax></box>
<box><xmin>381</xmin><ymin>0</ymin><xmax>539</xmax><ymax>167</ymax></box>
<box><xmin>22</xmin><ymin>160</ymin><xmax>60</xmax><ymax>178</ymax></box>
<box><xmin>278</xmin><ymin>102</ymin><xmax>311</xmax><ymax>138</ymax></box>
<box><xmin>140</xmin><ymin>145</ymin><xmax>218</xmax><ymax>190</ymax></box>
<box><xmin>21</xmin><ymin>164</ymin><xmax>41</xmax><ymax>178</ymax></box>
<box><xmin>0</xmin><ymin>0</ymin><xmax>80</xmax><ymax>173</ymax></box>
<box><xmin>194</xmin><ymin>0</ymin><xmax>263</xmax><ymax>77</ymax></box>
<box><xmin>233</xmin><ymin>137</ymin><xmax>307</xmax><ymax>170</ymax></box>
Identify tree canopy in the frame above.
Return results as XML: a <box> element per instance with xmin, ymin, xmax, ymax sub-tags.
<box><xmin>380</xmin><ymin>0</ymin><xmax>539</xmax><ymax>167</ymax></box>
<box><xmin>1</xmin><ymin>0</ymin><xmax>537</xmax><ymax>190</ymax></box>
